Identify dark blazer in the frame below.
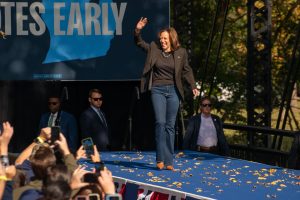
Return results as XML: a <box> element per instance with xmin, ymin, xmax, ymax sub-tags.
<box><xmin>39</xmin><ymin>111</ymin><xmax>78</xmax><ymax>152</ymax></box>
<box><xmin>80</xmin><ymin>107</ymin><xmax>109</xmax><ymax>151</ymax></box>
<box><xmin>183</xmin><ymin>114</ymin><xmax>230</xmax><ymax>156</ymax></box>
<box><xmin>134</xmin><ymin>29</ymin><xmax>196</xmax><ymax>100</ymax></box>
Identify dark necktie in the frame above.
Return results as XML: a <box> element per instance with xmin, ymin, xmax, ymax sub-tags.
<box><xmin>98</xmin><ymin>110</ymin><xmax>107</xmax><ymax>128</ymax></box>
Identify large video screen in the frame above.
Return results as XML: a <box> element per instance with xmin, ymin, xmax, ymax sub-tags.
<box><xmin>0</xmin><ymin>0</ymin><xmax>169</xmax><ymax>80</ymax></box>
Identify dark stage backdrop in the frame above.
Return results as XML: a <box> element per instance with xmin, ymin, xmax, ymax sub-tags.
<box><xmin>0</xmin><ymin>81</ymin><xmax>157</xmax><ymax>153</ymax></box>
<box><xmin>0</xmin><ymin>0</ymin><xmax>169</xmax><ymax>80</ymax></box>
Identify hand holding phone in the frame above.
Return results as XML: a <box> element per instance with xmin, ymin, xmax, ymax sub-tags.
<box><xmin>81</xmin><ymin>137</ymin><xmax>94</xmax><ymax>158</ymax></box>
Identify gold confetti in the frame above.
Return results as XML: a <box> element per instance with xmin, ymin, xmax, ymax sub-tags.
<box><xmin>147</xmin><ymin>172</ymin><xmax>153</xmax><ymax>177</ymax></box>
<box><xmin>175</xmin><ymin>152</ymin><xmax>184</xmax><ymax>158</ymax></box>
<box><xmin>279</xmin><ymin>184</ymin><xmax>286</xmax><ymax>187</ymax></box>
<box><xmin>229</xmin><ymin>178</ymin><xmax>237</xmax><ymax>183</ymax></box>
<box><xmin>172</xmin><ymin>182</ymin><xmax>182</xmax><ymax>188</ymax></box>
<box><xmin>258</xmin><ymin>177</ymin><xmax>267</xmax><ymax>180</ymax></box>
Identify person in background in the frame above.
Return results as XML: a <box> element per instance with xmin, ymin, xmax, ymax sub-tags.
<box><xmin>39</xmin><ymin>94</ymin><xmax>78</xmax><ymax>153</ymax></box>
<box><xmin>134</xmin><ymin>17</ymin><xmax>199</xmax><ymax>170</ymax></box>
<box><xmin>80</xmin><ymin>89</ymin><xmax>110</xmax><ymax>151</ymax></box>
<box><xmin>183</xmin><ymin>96</ymin><xmax>230</xmax><ymax>156</ymax></box>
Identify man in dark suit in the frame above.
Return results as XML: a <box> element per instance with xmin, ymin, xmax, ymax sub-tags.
<box><xmin>183</xmin><ymin>96</ymin><xmax>230</xmax><ymax>156</ymax></box>
<box><xmin>39</xmin><ymin>95</ymin><xmax>78</xmax><ymax>153</ymax></box>
<box><xmin>80</xmin><ymin>89</ymin><xmax>109</xmax><ymax>151</ymax></box>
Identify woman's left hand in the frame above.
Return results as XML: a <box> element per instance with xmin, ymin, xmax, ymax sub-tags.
<box><xmin>192</xmin><ymin>88</ymin><xmax>200</xmax><ymax>97</ymax></box>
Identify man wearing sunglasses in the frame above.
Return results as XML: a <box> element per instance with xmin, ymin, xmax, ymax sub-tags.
<box><xmin>80</xmin><ymin>89</ymin><xmax>110</xmax><ymax>151</ymax></box>
<box><xmin>183</xmin><ymin>96</ymin><xmax>230</xmax><ymax>156</ymax></box>
<box><xmin>39</xmin><ymin>95</ymin><xmax>78</xmax><ymax>153</ymax></box>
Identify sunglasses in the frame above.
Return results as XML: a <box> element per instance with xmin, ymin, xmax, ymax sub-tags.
<box><xmin>202</xmin><ymin>104</ymin><xmax>212</xmax><ymax>107</ymax></box>
<box><xmin>92</xmin><ymin>97</ymin><xmax>103</xmax><ymax>101</ymax></box>
<box><xmin>48</xmin><ymin>102</ymin><xmax>58</xmax><ymax>105</ymax></box>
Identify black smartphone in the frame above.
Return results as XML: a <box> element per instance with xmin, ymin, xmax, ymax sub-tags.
<box><xmin>83</xmin><ymin>173</ymin><xmax>98</xmax><ymax>183</ymax></box>
<box><xmin>89</xmin><ymin>193</ymin><xmax>100</xmax><ymax>200</ymax></box>
<box><xmin>75</xmin><ymin>195</ymin><xmax>87</xmax><ymax>200</ymax></box>
<box><xmin>81</xmin><ymin>137</ymin><xmax>94</xmax><ymax>158</ymax></box>
<box><xmin>51</xmin><ymin>126</ymin><xmax>60</xmax><ymax>144</ymax></box>
<box><xmin>95</xmin><ymin>161</ymin><xmax>105</xmax><ymax>174</ymax></box>
<box><xmin>105</xmin><ymin>194</ymin><xmax>122</xmax><ymax>200</ymax></box>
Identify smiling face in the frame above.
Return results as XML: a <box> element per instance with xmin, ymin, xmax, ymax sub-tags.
<box><xmin>159</xmin><ymin>31</ymin><xmax>171</xmax><ymax>52</ymax></box>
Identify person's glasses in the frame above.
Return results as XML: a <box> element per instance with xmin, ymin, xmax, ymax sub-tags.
<box><xmin>202</xmin><ymin>104</ymin><xmax>212</xmax><ymax>107</ymax></box>
<box><xmin>48</xmin><ymin>102</ymin><xmax>58</xmax><ymax>106</ymax></box>
<box><xmin>92</xmin><ymin>97</ymin><xmax>103</xmax><ymax>101</ymax></box>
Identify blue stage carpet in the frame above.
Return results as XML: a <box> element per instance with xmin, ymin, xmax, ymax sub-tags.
<box><xmin>81</xmin><ymin>151</ymin><xmax>300</xmax><ymax>200</ymax></box>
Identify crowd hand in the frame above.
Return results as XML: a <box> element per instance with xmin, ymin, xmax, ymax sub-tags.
<box><xmin>0</xmin><ymin>122</ymin><xmax>14</xmax><ymax>151</ymax></box>
<box><xmin>70</xmin><ymin>166</ymin><xmax>90</xmax><ymax>190</ymax></box>
<box><xmin>39</xmin><ymin>127</ymin><xmax>51</xmax><ymax>142</ymax></box>
<box><xmin>192</xmin><ymin>88</ymin><xmax>200</xmax><ymax>98</ymax></box>
<box><xmin>98</xmin><ymin>168</ymin><xmax>115</xmax><ymax>195</ymax></box>
<box><xmin>136</xmin><ymin>17</ymin><xmax>148</xmax><ymax>30</ymax></box>
<box><xmin>5</xmin><ymin>165</ymin><xmax>16</xmax><ymax>180</ymax></box>
<box><xmin>54</xmin><ymin>133</ymin><xmax>71</xmax><ymax>156</ymax></box>
<box><xmin>0</xmin><ymin>164</ymin><xmax>16</xmax><ymax>181</ymax></box>
<box><xmin>76</xmin><ymin>145</ymin><xmax>87</xmax><ymax>160</ymax></box>
<box><xmin>91</xmin><ymin>145</ymin><xmax>101</xmax><ymax>163</ymax></box>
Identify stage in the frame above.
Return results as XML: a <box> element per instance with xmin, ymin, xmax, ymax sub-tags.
<box><xmin>80</xmin><ymin>151</ymin><xmax>300</xmax><ymax>200</ymax></box>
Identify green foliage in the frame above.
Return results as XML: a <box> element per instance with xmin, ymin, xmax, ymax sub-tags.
<box><xmin>172</xmin><ymin>0</ymin><xmax>300</xmax><ymax>127</ymax></box>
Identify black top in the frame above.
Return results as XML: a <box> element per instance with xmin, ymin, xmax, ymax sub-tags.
<box><xmin>152</xmin><ymin>52</ymin><xmax>175</xmax><ymax>86</ymax></box>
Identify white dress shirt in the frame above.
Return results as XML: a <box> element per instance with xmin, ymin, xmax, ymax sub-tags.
<box><xmin>197</xmin><ymin>114</ymin><xmax>218</xmax><ymax>147</ymax></box>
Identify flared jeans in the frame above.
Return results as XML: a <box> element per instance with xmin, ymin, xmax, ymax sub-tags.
<box><xmin>151</xmin><ymin>85</ymin><xmax>180</xmax><ymax>166</ymax></box>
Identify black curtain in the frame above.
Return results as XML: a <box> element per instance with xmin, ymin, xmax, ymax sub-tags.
<box><xmin>0</xmin><ymin>81</ymin><xmax>155</xmax><ymax>153</ymax></box>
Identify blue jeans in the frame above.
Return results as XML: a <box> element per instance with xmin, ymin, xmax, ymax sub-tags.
<box><xmin>151</xmin><ymin>85</ymin><xmax>180</xmax><ymax>166</ymax></box>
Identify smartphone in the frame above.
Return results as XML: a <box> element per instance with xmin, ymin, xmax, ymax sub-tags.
<box><xmin>82</xmin><ymin>137</ymin><xmax>94</xmax><ymax>158</ymax></box>
<box><xmin>51</xmin><ymin>126</ymin><xmax>60</xmax><ymax>144</ymax></box>
<box><xmin>105</xmin><ymin>194</ymin><xmax>122</xmax><ymax>200</ymax></box>
<box><xmin>83</xmin><ymin>173</ymin><xmax>98</xmax><ymax>183</ymax></box>
<box><xmin>75</xmin><ymin>195</ymin><xmax>88</xmax><ymax>200</ymax></box>
<box><xmin>95</xmin><ymin>161</ymin><xmax>105</xmax><ymax>174</ymax></box>
<box><xmin>89</xmin><ymin>193</ymin><xmax>100</xmax><ymax>200</ymax></box>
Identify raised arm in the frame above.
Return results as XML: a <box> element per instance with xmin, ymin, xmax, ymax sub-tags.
<box><xmin>15</xmin><ymin>127</ymin><xmax>51</xmax><ymax>165</ymax></box>
<box><xmin>134</xmin><ymin>17</ymin><xmax>150</xmax><ymax>52</ymax></box>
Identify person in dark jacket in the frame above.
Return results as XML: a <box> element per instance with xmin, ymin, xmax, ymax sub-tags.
<box><xmin>80</xmin><ymin>89</ymin><xmax>110</xmax><ymax>151</ymax></box>
<box><xmin>39</xmin><ymin>95</ymin><xmax>78</xmax><ymax>153</ymax></box>
<box><xmin>183</xmin><ymin>96</ymin><xmax>230</xmax><ymax>156</ymax></box>
<box><xmin>135</xmin><ymin>17</ymin><xmax>199</xmax><ymax>170</ymax></box>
